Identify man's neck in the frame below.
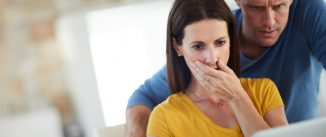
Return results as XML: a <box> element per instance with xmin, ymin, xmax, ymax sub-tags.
<box><xmin>239</xmin><ymin>28</ymin><xmax>268</xmax><ymax>60</ymax></box>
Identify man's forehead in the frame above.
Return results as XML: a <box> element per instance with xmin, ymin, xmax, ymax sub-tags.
<box><xmin>242</xmin><ymin>0</ymin><xmax>290</xmax><ymax>5</ymax></box>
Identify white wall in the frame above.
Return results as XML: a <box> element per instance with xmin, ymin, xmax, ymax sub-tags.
<box><xmin>0</xmin><ymin>108</ymin><xmax>63</xmax><ymax>137</ymax></box>
<box><xmin>86</xmin><ymin>0</ymin><xmax>172</xmax><ymax>126</ymax></box>
<box><xmin>56</xmin><ymin>11</ymin><xmax>105</xmax><ymax>137</ymax></box>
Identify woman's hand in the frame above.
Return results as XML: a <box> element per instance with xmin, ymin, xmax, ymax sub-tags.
<box><xmin>189</xmin><ymin>58</ymin><xmax>245</xmax><ymax>103</ymax></box>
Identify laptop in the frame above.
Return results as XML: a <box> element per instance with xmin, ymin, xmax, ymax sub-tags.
<box><xmin>253</xmin><ymin>117</ymin><xmax>326</xmax><ymax>137</ymax></box>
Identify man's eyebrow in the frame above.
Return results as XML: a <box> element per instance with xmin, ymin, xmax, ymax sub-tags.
<box><xmin>273</xmin><ymin>0</ymin><xmax>289</xmax><ymax>5</ymax></box>
<box><xmin>244</xmin><ymin>1</ymin><xmax>265</xmax><ymax>6</ymax></box>
<box><xmin>245</xmin><ymin>0</ymin><xmax>289</xmax><ymax>6</ymax></box>
<box><xmin>244</xmin><ymin>3</ymin><xmax>265</xmax><ymax>8</ymax></box>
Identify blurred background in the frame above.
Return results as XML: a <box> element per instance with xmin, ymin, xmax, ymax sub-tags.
<box><xmin>0</xmin><ymin>0</ymin><xmax>325</xmax><ymax>137</ymax></box>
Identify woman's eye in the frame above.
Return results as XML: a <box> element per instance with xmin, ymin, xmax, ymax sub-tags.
<box><xmin>216</xmin><ymin>40</ymin><xmax>226</xmax><ymax>46</ymax></box>
<box><xmin>193</xmin><ymin>44</ymin><xmax>204</xmax><ymax>49</ymax></box>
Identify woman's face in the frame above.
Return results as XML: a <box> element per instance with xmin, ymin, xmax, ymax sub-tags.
<box><xmin>175</xmin><ymin>19</ymin><xmax>230</xmax><ymax>72</ymax></box>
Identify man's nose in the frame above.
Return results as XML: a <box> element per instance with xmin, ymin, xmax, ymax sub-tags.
<box><xmin>262</xmin><ymin>8</ymin><xmax>276</xmax><ymax>29</ymax></box>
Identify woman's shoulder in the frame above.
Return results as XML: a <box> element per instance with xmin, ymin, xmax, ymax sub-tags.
<box><xmin>239</xmin><ymin>77</ymin><xmax>279</xmax><ymax>99</ymax></box>
<box><xmin>151</xmin><ymin>92</ymin><xmax>193</xmax><ymax>123</ymax></box>
<box><xmin>154</xmin><ymin>92</ymin><xmax>187</xmax><ymax>110</ymax></box>
<box><xmin>239</xmin><ymin>78</ymin><xmax>283</xmax><ymax>116</ymax></box>
<box><xmin>240</xmin><ymin>78</ymin><xmax>276</xmax><ymax>88</ymax></box>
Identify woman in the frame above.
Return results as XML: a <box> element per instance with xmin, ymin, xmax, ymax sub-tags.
<box><xmin>147</xmin><ymin>0</ymin><xmax>288</xmax><ymax>137</ymax></box>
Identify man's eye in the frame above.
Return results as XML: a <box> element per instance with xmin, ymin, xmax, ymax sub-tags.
<box><xmin>273</xmin><ymin>4</ymin><xmax>285</xmax><ymax>10</ymax></box>
<box><xmin>250</xmin><ymin>6</ymin><xmax>263</xmax><ymax>11</ymax></box>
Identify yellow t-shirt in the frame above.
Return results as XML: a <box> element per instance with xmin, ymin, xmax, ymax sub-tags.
<box><xmin>147</xmin><ymin>78</ymin><xmax>284</xmax><ymax>137</ymax></box>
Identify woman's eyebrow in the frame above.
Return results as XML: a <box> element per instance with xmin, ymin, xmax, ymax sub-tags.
<box><xmin>190</xmin><ymin>36</ymin><xmax>228</xmax><ymax>44</ymax></box>
<box><xmin>190</xmin><ymin>41</ymin><xmax>205</xmax><ymax>44</ymax></box>
<box><xmin>215</xmin><ymin>36</ymin><xmax>227</xmax><ymax>40</ymax></box>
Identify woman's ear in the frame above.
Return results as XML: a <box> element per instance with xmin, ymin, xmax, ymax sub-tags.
<box><xmin>172</xmin><ymin>37</ymin><xmax>183</xmax><ymax>56</ymax></box>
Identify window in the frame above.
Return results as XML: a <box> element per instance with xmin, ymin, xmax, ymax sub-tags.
<box><xmin>86</xmin><ymin>0</ymin><xmax>172</xmax><ymax>126</ymax></box>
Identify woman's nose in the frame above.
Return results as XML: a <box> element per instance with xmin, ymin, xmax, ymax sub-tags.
<box><xmin>204</xmin><ymin>49</ymin><xmax>219</xmax><ymax>67</ymax></box>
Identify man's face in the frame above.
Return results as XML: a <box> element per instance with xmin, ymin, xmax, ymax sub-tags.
<box><xmin>236</xmin><ymin>0</ymin><xmax>293</xmax><ymax>47</ymax></box>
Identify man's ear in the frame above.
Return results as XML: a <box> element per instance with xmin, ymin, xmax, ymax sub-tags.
<box><xmin>172</xmin><ymin>37</ymin><xmax>182</xmax><ymax>56</ymax></box>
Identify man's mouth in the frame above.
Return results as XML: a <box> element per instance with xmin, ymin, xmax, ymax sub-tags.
<box><xmin>261</xmin><ymin>30</ymin><xmax>275</xmax><ymax>34</ymax></box>
<box><xmin>260</xmin><ymin>30</ymin><xmax>276</xmax><ymax>37</ymax></box>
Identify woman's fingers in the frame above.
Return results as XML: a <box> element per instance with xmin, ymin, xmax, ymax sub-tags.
<box><xmin>189</xmin><ymin>60</ymin><xmax>240</xmax><ymax>101</ymax></box>
<box><xmin>190</xmin><ymin>61</ymin><xmax>226</xmax><ymax>94</ymax></box>
<box><xmin>216</xmin><ymin>58</ymin><xmax>235</xmax><ymax>75</ymax></box>
<box><xmin>194</xmin><ymin>61</ymin><xmax>220</xmax><ymax>78</ymax></box>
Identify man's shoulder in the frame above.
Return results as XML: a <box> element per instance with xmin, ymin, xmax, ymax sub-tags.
<box><xmin>290</xmin><ymin>0</ymin><xmax>326</xmax><ymax>14</ymax></box>
<box><xmin>232</xmin><ymin>9</ymin><xmax>242</xmax><ymax>18</ymax></box>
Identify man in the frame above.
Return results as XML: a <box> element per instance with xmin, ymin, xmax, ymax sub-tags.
<box><xmin>126</xmin><ymin>0</ymin><xmax>326</xmax><ymax>136</ymax></box>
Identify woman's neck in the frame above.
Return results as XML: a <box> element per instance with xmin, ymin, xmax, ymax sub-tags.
<box><xmin>185</xmin><ymin>79</ymin><xmax>223</xmax><ymax>105</ymax></box>
<box><xmin>184</xmin><ymin>79</ymin><xmax>238</xmax><ymax>128</ymax></box>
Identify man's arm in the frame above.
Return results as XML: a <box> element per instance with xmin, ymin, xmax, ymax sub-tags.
<box><xmin>126</xmin><ymin>66</ymin><xmax>170</xmax><ymax>137</ymax></box>
<box><xmin>126</xmin><ymin>105</ymin><xmax>151</xmax><ymax>137</ymax></box>
<box><xmin>303</xmin><ymin>0</ymin><xmax>326</xmax><ymax>68</ymax></box>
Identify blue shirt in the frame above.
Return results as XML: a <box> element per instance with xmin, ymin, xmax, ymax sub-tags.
<box><xmin>127</xmin><ymin>0</ymin><xmax>326</xmax><ymax>123</ymax></box>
